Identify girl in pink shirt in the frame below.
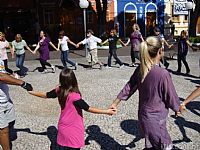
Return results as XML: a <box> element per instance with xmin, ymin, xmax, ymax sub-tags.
<box><xmin>28</xmin><ymin>68</ymin><xmax>116</xmax><ymax>150</ymax></box>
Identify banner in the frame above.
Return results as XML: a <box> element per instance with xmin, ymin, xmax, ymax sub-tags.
<box><xmin>173</xmin><ymin>0</ymin><xmax>188</xmax><ymax>15</ymax></box>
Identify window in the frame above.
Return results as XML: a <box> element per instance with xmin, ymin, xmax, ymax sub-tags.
<box><xmin>197</xmin><ymin>16</ymin><xmax>200</xmax><ymax>35</ymax></box>
<box><xmin>43</xmin><ymin>9</ymin><xmax>54</xmax><ymax>24</ymax></box>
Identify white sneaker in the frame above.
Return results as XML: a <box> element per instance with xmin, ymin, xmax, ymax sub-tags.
<box><xmin>119</xmin><ymin>64</ymin><xmax>124</xmax><ymax>68</ymax></box>
<box><xmin>51</xmin><ymin>65</ymin><xmax>56</xmax><ymax>73</ymax></box>
<box><xmin>41</xmin><ymin>69</ymin><xmax>48</xmax><ymax>74</ymax></box>
<box><xmin>14</xmin><ymin>73</ymin><xmax>19</xmax><ymax>79</ymax></box>
<box><xmin>105</xmin><ymin>66</ymin><xmax>111</xmax><ymax>68</ymax></box>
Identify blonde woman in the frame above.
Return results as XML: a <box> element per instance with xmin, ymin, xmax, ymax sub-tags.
<box><xmin>110</xmin><ymin>36</ymin><xmax>180</xmax><ymax>150</ymax></box>
<box><xmin>126</xmin><ymin>24</ymin><xmax>144</xmax><ymax>67</ymax></box>
<box><xmin>102</xmin><ymin>29</ymin><xmax>126</xmax><ymax>68</ymax></box>
<box><xmin>0</xmin><ymin>32</ymin><xmax>14</xmax><ymax>75</ymax></box>
<box><xmin>12</xmin><ymin>34</ymin><xmax>33</xmax><ymax>77</ymax></box>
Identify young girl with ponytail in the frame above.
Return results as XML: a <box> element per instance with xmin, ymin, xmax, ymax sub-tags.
<box><xmin>110</xmin><ymin>36</ymin><xmax>181</xmax><ymax>150</ymax></box>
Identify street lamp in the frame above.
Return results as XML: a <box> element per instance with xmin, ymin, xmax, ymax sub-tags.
<box><xmin>79</xmin><ymin>0</ymin><xmax>89</xmax><ymax>57</ymax></box>
<box><xmin>185</xmin><ymin>0</ymin><xmax>193</xmax><ymax>37</ymax></box>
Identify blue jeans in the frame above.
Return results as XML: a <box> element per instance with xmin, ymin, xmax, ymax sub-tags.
<box><xmin>16</xmin><ymin>53</ymin><xmax>28</xmax><ymax>75</ymax></box>
<box><xmin>61</xmin><ymin>51</ymin><xmax>76</xmax><ymax>67</ymax></box>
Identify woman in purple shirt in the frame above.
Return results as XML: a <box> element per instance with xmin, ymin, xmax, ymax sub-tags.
<box><xmin>33</xmin><ymin>30</ymin><xmax>58</xmax><ymax>73</ymax></box>
<box><xmin>110</xmin><ymin>36</ymin><xmax>180</xmax><ymax>150</ymax></box>
<box><xmin>126</xmin><ymin>24</ymin><xmax>144</xmax><ymax>67</ymax></box>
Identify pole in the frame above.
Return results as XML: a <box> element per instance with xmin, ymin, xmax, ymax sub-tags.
<box><xmin>83</xmin><ymin>9</ymin><xmax>87</xmax><ymax>58</ymax></box>
<box><xmin>188</xmin><ymin>9</ymin><xmax>190</xmax><ymax>37</ymax></box>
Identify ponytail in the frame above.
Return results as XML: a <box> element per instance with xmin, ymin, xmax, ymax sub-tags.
<box><xmin>140</xmin><ymin>41</ymin><xmax>153</xmax><ymax>81</ymax></box>
<box><xmin>139</xmin><ymin>36</ymin><xmax>162</xmax><ymax>81</ymax></box>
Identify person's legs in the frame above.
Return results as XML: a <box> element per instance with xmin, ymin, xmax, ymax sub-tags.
<box><xmin>3</xmin><ymin>59</ymin><xmax>13</xmax><ymax>74</ymax></box>
<box><xmin>131</xmin><ymin>48</ymin><xmax>136</xmax><ymax>65</ymax></box>
<box><xmin>182</xmin><ymin>55</ymin><xmax>190</xmax><ymax>73</ymax></box>
<box><xmin>107</xmin><ymin>51</ymin><xmax>113</xmax><ymax>67</ymax></box>
<box><xmin>61</xmin><ymin>51</ymin><xmax>67</xmax><ymax>67</ymax></box>
<box><xmin>17</xmin><ymin>54</ymin><xmax>26</xmax><ymax>75</ymax></box>
<box><xmin>0</xmin><ymin>127</ymin><xmax>10</xmax><ymax>150</ymax></box>
<box><xmin>112</xmin><ymin>49</ymin><xmax>123</xmax><ymax>66</ymax></box>
<box><xmin>177</xmin><ymin>55</ymin><xmax>182</xmax><ymax>72</ymax></box>
<box><xmin>65</xmin><ymin>51</ymin><xmax>76</xmax><ymax>66</ymax></box>
<box><xmin>134</xmin><ymin>51</ymin><xmax>140</xmax><ymax>62</ymax></box>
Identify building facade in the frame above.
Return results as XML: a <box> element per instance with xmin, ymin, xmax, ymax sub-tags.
<box><xmin>114</xmin><ymin>0</ymin><xmax>165</xmax><ymax>37</ymax></box>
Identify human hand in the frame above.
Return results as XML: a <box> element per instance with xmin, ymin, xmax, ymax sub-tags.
<box><xmin>168</xmin><ymin>44</ymin><xmax>173</xmax><ymax>49</ymax></box>
<box><xmin>107</xmin><ymin>108</ymin><xmax>117</xmax><ymax>115</ymax></box>
<box><xmin>76</xmin><ymin>44</ymin><xmax>79</xmax><ymax>48</ymax></box>
<box><xmin>179</xmin><ymin>103</ymin><xmax>186</xmax><ymax>114</ymax></box>
<box><xmin>175</xmin><ymin>111</ymin><xmax>181</xmax><ymax>117</ymax></box>
<box><xmin>21</xmin><ymin>82</ymin><xmax>33</xmax><ymax>91</ymax></box>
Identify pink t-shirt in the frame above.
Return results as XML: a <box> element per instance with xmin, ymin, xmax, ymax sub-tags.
<box><xmin>0</xmin><ymin>40</ymin><xmax>9</xmax><ymax>60</ymax></box>
<box><xmin>57</xmin><ymin>92</ymin><xmax>85</xmax><ymax>148</ymax></box>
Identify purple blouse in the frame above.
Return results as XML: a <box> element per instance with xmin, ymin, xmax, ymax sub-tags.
<box><xmin>130</xmin><ymin>30</ymin><xmax>142</xmax><ymax>52</ymax></box>
<box><xmin>39</xmin><ymin>37</ymin><xmax>50</xmax><ymax>60</ymax></box>
<box><xmin>117</xmin><ymin>65</ymin><xmax>180</xmax><ymax>120</ymax></box>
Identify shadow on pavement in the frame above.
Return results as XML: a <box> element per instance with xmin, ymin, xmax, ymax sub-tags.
<box><xmin>85</xmin><ymin>125</ymin><xmax>128</xmax><ymax>150</ymax></box>
<box><xmin>120</xmin><ymin>119</ymin><xmax>142</xmax><ymax>149</ymax></box>
<box><xmin>10</xmin><ymin>125</ymin><xmax>59</xmax><ymax>150</ymax></box>
<box><xmin>167</xmin><ymin>68</ymin><xmax>200</xmax><ymax>79</ymax></box>
<box><xmin>171</xmin><ymin>115</ymin><xmax>200</xmax><ymax>144</ymax></box>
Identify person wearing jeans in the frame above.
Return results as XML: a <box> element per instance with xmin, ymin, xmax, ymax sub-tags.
<box><xmin>12</xmin><ymin>34</ymin><xmax>33</xmax><ymax>77</ymax></box>
<box><xmin>58</xmin><ymin>30</ymin><xmax>77</xmax><ymax>69</ymax></box>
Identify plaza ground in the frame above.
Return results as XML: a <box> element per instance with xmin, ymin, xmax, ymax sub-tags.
<box><xmin>7</xmin><ymin>46</ymin><xmax>200</xmax><ymax>150</ymax></box>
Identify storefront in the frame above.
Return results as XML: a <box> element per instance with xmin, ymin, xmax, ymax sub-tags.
<box><xmin>115</xmin><ymin>0</ymin><xmax>164</xmax><ymax>37</ymax></box>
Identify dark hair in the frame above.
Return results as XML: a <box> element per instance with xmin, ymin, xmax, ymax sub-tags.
<box><xmin>59</xmin><ymin>30</ymin><xmax>65</xmax><ymax>37</ymax></box>
<box><xmin>57</xmin><ymin>68</ymin><xmax>80</xmax><ymax>110</ymax></box>
<box><xmin>154</xmin><ymin>27</ymin><xmax>160</xmax><ymax>33</ymax></box>
<box><xmin>87</xmin><ymin>29</ymin><xmax>94</xmax><ymax>35</ymax></box>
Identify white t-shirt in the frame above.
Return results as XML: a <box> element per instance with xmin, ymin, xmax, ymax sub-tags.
<box><xmin>12</xmin><ymin>40</ymin><xmax>27</xmax><ymax>55</ymax></box>
<box><xmin>0</xmin><ymin>59</ymin><xmax>10</xmax><ymax>104</ymax></box>
<box><xmin>81</xmin><ymin>35</ymin><xmax>102</xmax><ymax>50</ymax></box>
<box><xmin>58</xmin><ymin>36</ymin><xmax>69</xmax><ymax>51</ymax></box>
<box><xmin>0</xmin><ymin>40</ymin><xmax>9</xmax><ymax>60</ymax></box>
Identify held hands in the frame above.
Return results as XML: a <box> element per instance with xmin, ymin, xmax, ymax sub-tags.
<box><xmin>175</xmin><ymin>103</ymin><xmax>187</xmax><ymax>117</ymax></box>
<box><xmin>21</xmin><ymin>82</ymin><xmax>33</xmax><ymax>91</ymax></box>
<box><xmin>168</xmin><ymin>44</ymin><xmax>173</xmax><ymax>49</ymax></box>
<box><xmin>106</xmin><ymin>108</ymin><xmax>117</xmax><ymax>116</ymax></box>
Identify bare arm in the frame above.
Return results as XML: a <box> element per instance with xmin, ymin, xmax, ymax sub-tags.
<box><xmin>0</xmin><ymin>72</ymin><xmax>24</xmax><ymax>85</ymax></box>
<box><xmin>49</xmin><ymin>41</ymin><xmax>59</xmax><ymax>51</ymax></box>
<box><xmin>164</xmin><ymin>39</ymin><xmax>173</xmax><ymax>48</ymax></box>
<box><xmin>33</xmin><ymin>43</ymin><xmax>40</xmax><ymax>54</ymax></box>
<box><xmin>8</xmin><ymin>43</ymin><xmax>14</xmax><ymax>58</ymax></box>
<box><xmin>182</xmin><ymin>87</ymin><xmax>200</xmax><ymax>105</ymax></box>
<box><xmin>87</xmin><ymin>106</ymin><xmax>116</xmax><ymax>115</ymax></box>
<box><xmin>28</xmin><ymin>91</ymin><xmax>47</xmax><ymax>99</ymax></box>
<box><xmin>101</xmin><ymin>39</ymin><xmax>108</xmax><ymax>45</ymax></box>
<box><xmin>125</xmin><ymin>38</ymin><xmax>130</xmax><ymax>46</ymax></box>
<box><xmin>67</xmin><ymin>39</ymin><xmax>77</xmax><ymax>47</ymax></box>
<box><xmin>119</xmin><ymin>39</ymin><xmax>126</xmax><ymax>46</ymax></box>
<box><xmin>25</xmin><ymin>45</ymin><xmax>33</xmax><ymax>53</ymax></box>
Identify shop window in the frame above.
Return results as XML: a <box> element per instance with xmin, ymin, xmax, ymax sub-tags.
<box><xmin>197</xmin><ymin>16</ymin><xmax>200</xmax><ymax>35</ymax></box>
<box><xmin>125</xmin><ymin>12</ymin><xmax>136</xmax><ymax>37</ymax></box>
<box><xmin>43</xmin><ymin>9</ymin><xmax>54</xmax><ymax>24</ymax></box>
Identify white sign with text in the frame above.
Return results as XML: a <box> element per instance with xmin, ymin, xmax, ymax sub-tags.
<box><xmin>173</xmin><ymin>0</ymin><xmax>188</xmax><ymax>15</ymax></box>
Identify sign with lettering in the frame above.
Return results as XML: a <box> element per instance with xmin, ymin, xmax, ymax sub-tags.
<box><xmin>173</xmin><ymin>0</ymin><xmax>188</xmax><ymax>15</ymax></box>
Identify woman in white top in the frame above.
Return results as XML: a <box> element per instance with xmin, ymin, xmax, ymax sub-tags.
<box><xmin>12</xmin><ymin>34</ymin><xmax>33</xmax><ymax>77</ymax></box>
<box><xmin>58</xmin><ymin>30</ymin><xmax>77</xmax><ymax>70</ymax></box>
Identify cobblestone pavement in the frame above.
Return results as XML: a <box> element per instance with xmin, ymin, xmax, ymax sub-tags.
<box><xmin>7</xmin><ymin>49</ymin><xmax>200</xmax><ymax>150</ymax></box>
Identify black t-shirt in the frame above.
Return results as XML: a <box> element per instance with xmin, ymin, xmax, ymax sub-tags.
<box><xmin>108</xmin><ymin>35</ymin><xmax>119</xmax><ymax>50</ymax></box>
<box><xmin>46</xmin><ymin>89</ymin><xmax>90</xmax><ymax>111</ymax></box>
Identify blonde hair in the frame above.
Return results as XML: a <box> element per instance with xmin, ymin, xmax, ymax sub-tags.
<box><xmin>15</xmin><ymin>34</ymin><xmax>22</xmax><ymax>42</ymax></box>
<box><xmin>140</xmin><ymin>36</ymin><xmax>162</xmax><ymax>81</ymax></box>
<box><xmin>0</xmin><ymin>32</ymin><xmax>6</xmax><ymax>41</ymax></box>
<box><xmin>133</xmin><ymin>23</ymin><xmax>140</xmax><ymax>31</ymax></box>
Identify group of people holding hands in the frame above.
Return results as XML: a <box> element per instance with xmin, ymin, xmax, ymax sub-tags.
<box><xmin>0</xmin><ymin>23</ymin><xmax>199</xmax><ymax>150</ymax></box>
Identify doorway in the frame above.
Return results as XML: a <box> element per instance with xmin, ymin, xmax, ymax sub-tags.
<box><xmin>125</xmin><ymin>12</ymin><xmax>136</xmax><ymax>37</ymax></box>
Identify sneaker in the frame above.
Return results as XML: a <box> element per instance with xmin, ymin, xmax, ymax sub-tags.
<box><xmin>51</xmin><ymin>65</ymin><xmax>56</xmax><ymax>73</ymax></box>
<box><xmin>106</xmin><ymin>65</ymin><xmax>112</xmax><ymax>69</ymax></box>
<box><xmin>165</xmin><ymin>63</ymin><xmax>169</xmax><ymax>69</ymax></box>
<box><xmin>119</xmin><ymin>64</ymin><xmax>124</xmax><ymax>68</ymax></box>
<box><xmin>129</xmin><ymin>63</ymin><xmax>136</xmax><ymax>67</ymax></box>
<box><xmin>99</xmin><ymin>64</ymin><xmax>103</xmax><ymax>70</ymax></box>
<box><xmin>41</xmin><ymin>69</ymin><xmax>48</xmax><ymax>74</ymax></box>
<box><xmin>14</xmin><ymin>73</ymin><xmax>19</xmax><ymax>79</ymax></box>
<box><xmin>74</xmin><ymin>63</ymin><xmax>78</xmax><ymax>70</ymax></box>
